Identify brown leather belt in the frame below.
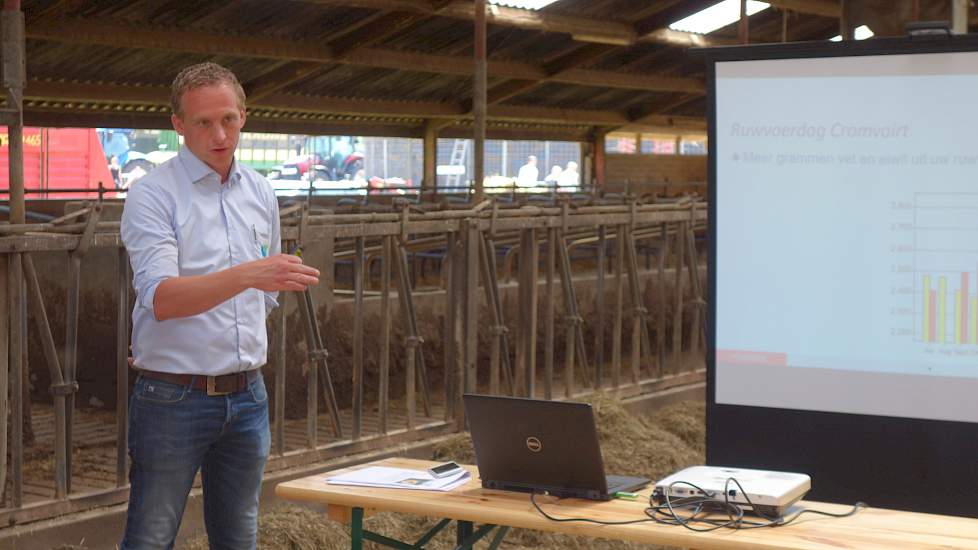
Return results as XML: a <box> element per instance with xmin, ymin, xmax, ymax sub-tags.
<box><xmin>138</xmin><ymin>368</ymin><xmax>260</xmax><ymax>396</ymax></box>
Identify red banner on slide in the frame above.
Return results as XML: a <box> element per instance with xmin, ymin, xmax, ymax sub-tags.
<box><xmin>716</xmin><ymin>349</ymin><xmax>788</xmax><ymax>366</ymax></box>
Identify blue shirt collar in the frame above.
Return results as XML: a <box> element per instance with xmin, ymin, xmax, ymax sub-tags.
<box><xmin>178</xmin><ymin>146</ymin><xmax>242</xmax><ymax>185</ymax></box>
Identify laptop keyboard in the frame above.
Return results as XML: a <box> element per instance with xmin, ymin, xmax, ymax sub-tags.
<box><xmin>606</xmin><ymin>474</ymin><xmax>649</xmax><ymax>494</ymax></box>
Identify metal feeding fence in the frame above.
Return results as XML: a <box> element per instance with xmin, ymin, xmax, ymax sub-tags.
<box><xmin>0</xmin><ymin>194</ymin><xmax>707</xmax><ymax>526</ymax></box>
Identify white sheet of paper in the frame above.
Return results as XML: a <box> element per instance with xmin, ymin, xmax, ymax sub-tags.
<box><xmin>326</xmin><ymin>466</ymin><xmax>471</xmax><ymax>492</ymax></box>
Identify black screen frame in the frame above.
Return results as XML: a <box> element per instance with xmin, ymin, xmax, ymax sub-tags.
<box><xmin>704</xmin><ymin>34</ymin><xmax>978</xmax><ymax>518</ymax></box>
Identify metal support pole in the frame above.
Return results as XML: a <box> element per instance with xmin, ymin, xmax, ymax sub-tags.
<box><xmin>296</xmin><ymin>277</ymin><xmax>344</xmax><ymax>441</ymax></box>
<box><xmin>594</xmin><ymin>225</ymin><xmax>606</xmax><ymax>387</ymax></box>
<box><xmin>559</xmin><ymin>235</ymin><xmax>577</xmax><ymax>398</ymax></box>
<box><xmin>115</xmin><ymin>249</ymin><xmax>129</xmax><ymax>486</ymax></box>
<box><xmin>3</xmin><ymin>5</ymin><xmax>25</xmax><ymax>226</ymax></box>
<box><xmin>673</xmin><ymin>221</ymin><xmax>687</xmax><ymax>363</ymax></box>
<box><xmin>306</xmin><ymin>306</ymin><xmax>319</xmax><ymax>448</ymax></box>
<box><xmin>300</xmin><ymin>274</ymin><xmax>343</xmax><ymax>438</ymax></box>
<box><xmin>582</xmin><ymin>141</ymin><xmax>592</xmax><ymax>196</ymax></box>
<box><xmin>544</xmin><ymin>227</ymin><xmax>556</xmax><ymax>399</ymax></box>
<box><xmin>593</xmin><ymin>129</ymin><xmax>606</xmax><ymax>191</ymax></box>
<box><xmin>557</xmin><ymin>232</ymin><xmax>592</xmax><ymax>391</ymax></box>
<box><xmin>274</xmin><ymin>290</ymin><xmax>287</xmax><ymax>455</ymax></box>
<box><xmin>443</xmin><ymin>232</ymin><xmax>457</xmax><ymax>419</ymax></box>
<box><xmin>3</xmin><ymin>2</ymin><xmax>26</xmax><ymax>507</ymax></box>
<box><xmin>452</xmin><ymin>231</ymin><xmax>466</xmax><ymax>427</ymax></box>
<box><xmin>624</xmin><ymin>231</ymin><xmax>652</xmax><ymax>383</ymax></box>
<box><xmin>405</xmin><ymin>335</ymin><xmax>418</xmax><ymax>430</ymax></box>
<box><xmin>513</xmin><ymin>249</ymin><xmax>524</xmax><ymax>392</ymax></box>
<box><xmin>473</xmin><ymin>0</ymin><xmax>487</xmax><ymax>202</ymax></box>
<box><xmin>23</xmin><ymin>254</ymin><xmax>67</xmax><ymax>499</ymax></box>
<box><xmin>685</xmin><ymin>221</ymin><xmax>707</xmax><ymax>357</ymax></box>
<box><xmin>656</xmin><ymin>224</ymin><xmax>670</xmax><ymax>375</ymax></box>
<box><xmin>352</xmin><ymin>236</ymin><xmax>365</xmax><ymax>439</ymax></box>
<box><xmin>483</xmin><ymin>237</ymin><xmax>502</xmax><ymax>395</ymax></box>
<box><xmin>519</xmin><ymin>229</ymin><xmax>538</xmax><ymax>397</ymax></box>
<box><xmin>8</xmin><ymin>253</ymin><xmax>23</xmax><ymax>507</ymax></box>
<box><xmin>378</xmin><ymin>236</ymin><xmax>392</xmax><ymax>434</ymax></box>
<box><xmin>626</xmin><ymin>232</ymin><xmax>642</xmax><ymax>383</ymax></box>
<box><xmin>612</xmin><ymin>226</ymin><xmax>624</xmax><ymax>388</ymax></box>
<box><xmin>0</xmin><ymin>254</ymin><xmax>6</xmax><ymax>499</ymax></box>
<box><xmin>392</xmin><ymin>238</ymin><xmax>433</xmax><ymax>416</ymax></box>
<box><xmin>480</xmin><ymin>234</ymin><xmax>514</xmax><ymax>396</ymax></box>
<box><xmin>463</xmin><ymin>222</ymin><xmax>480</xmax><ymax>399</ymax></box>
<box><xmin>63</xmin><ymin>205</ymin><xmax>100</xmax><ymax>494</ymax></box>
<box><xmin>423</xmin><ymin>120</ymin><xmax>437</xmax><ymax>199</ymax></box>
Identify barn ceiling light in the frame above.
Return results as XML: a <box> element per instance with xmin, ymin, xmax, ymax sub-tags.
<box><xmin>669</xmin><ymin>0</ymin><xmax>770</xmax><ymax>35</ymax></box>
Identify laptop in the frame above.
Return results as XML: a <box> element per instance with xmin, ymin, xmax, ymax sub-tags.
<box><xmin>653</xmin><ymin>466</ymin><xmax>811</xmax><ymax>517</ymax></box>
<box><xmin>463</xmin><ymin>394</ymin><xmax>650</xmax><ymax>501</ymax></box>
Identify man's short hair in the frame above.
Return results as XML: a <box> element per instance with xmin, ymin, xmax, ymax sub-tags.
<box><xmin>170</xmin><ymin>62</ymin><xmax>246</xmax><ymax>117</ymax></box>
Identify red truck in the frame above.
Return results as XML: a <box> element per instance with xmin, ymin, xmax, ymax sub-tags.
<box><xmin>0</xmin><ymin>127</ymin><xmax>114</xmax><ymax>199</ymax></box>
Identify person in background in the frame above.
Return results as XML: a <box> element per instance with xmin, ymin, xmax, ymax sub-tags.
<box><xmin>109</xmin><ymin>155</ymin><xmax>121</xmax><ymax>188</ymax></box>
<box><xmin>544</xmin><ymin>164</ymin><xmax>562</xmax><ymax>188</ymax></box>
<box><xmin>515</xmin><ymin>155</ymin><xmax>539</xmax><ymax>188</ymax></box>
<box><xmin>557</xmin><ymin>160</ymin><xmax>579</xmax><ymax>191</ymax></box>
<box><xmin>119</xmin><ymin>62</ymin><xmax>319</xmax><ymax>550</ymax></box>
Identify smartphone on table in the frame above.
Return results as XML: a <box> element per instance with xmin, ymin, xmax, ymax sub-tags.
<box><xmin>427</xmin><ymin>461</ymin><xmax>464</xmax><ymax>478</ymax></box>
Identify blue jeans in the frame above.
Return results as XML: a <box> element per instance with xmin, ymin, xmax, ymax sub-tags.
<box><xmin>120</xmin><ymin>373</ymin><xmax>271</xmax><ymax>550</ymax></box>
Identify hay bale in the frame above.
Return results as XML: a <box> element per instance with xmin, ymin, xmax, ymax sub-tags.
<box><xmin>184</xmin><ymin>505</ymin><xmax>350</xmax><ymax>550</ymax></box>
<box><xmin>649</xmin><ymin>400</ymin><xmax>705</xmax><ymax>454</ymax></box>
<box><xmin>431</xmin><ymin>433</ymin><xmax>476</xmax><ymax>464</ymax></box>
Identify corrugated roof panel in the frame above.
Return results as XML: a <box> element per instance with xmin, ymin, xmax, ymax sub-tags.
<box><xmin>14</xmin><ymin>0</ymin><xmax>735</xmax><ymax>137</ymax></box>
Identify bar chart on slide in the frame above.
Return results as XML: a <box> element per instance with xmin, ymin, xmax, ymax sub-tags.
<box><xmin>912</xmin><ymin>193</ymin><xmax>978</xmax><ymax>345</ymax></box>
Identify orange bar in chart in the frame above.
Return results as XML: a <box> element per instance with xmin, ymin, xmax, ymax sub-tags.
<box><xmin>939</xmin><ymin>277</ymin><xmax>947</xmax><ymax>343</ymax></box>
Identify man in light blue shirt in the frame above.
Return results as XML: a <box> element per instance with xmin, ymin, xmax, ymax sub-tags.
<box><xmin>119</xmin><ymin>62</ymin><xmax>319</xmax><ymax>550</ymax></box>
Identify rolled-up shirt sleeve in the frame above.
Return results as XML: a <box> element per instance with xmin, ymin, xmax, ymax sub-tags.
<box><xmin>263</xmin><ymin>185</ymin><xmax>281</xmax><ymax>315</ymax></box>
<box><xmin>121</xmin><ymin>182</ymin><xmax>179</xmax><ymax>317</ymax></box>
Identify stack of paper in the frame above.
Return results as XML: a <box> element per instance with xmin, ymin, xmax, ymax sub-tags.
<box><xmin>326</xmin><ymin>466</ymin><xmax>471</xmax><ymax>492</ymax></box>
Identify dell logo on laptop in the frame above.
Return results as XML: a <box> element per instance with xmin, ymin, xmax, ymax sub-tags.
<box><xmin>526</xmin><ymin>437</ymin><xmax>542</xmax><ymax>452</ymax></box>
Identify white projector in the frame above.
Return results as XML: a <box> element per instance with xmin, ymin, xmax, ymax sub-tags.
<box><xmin>652</xmin><ymin>465</ymin><xmax>811</xmax><ymax>517</ymax></box>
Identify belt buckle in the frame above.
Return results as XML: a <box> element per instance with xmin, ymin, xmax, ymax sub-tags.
<box><xmin>206</xmin><ymin>376</ymin><xmax>231</xmax><ymax>396</ymax></box>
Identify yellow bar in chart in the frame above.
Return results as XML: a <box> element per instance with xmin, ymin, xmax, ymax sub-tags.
<box><xmin>923</xmin><ymin>276</ymin><xmax>931</xmax><ymax>342</ymax></box>
<box><xmin>955</xmin><ymin>290</ymin><xmax>961</xmax><ymax>344</ymax></box>
<box><xmin>939</xmin><ymin>277</ymin><xmax>947</xmax><ymax>343</ymax></box>
<box><xmin>968</xmin><ymin>298</ymin><xmax>978</xmax><ymax>344</ymax></box>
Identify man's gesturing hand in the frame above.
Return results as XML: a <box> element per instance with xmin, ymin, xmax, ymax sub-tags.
<box><xmin>249</xmin><ymin>253</ymin><xmax>320</xmax><ymax>292</ymax></box>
